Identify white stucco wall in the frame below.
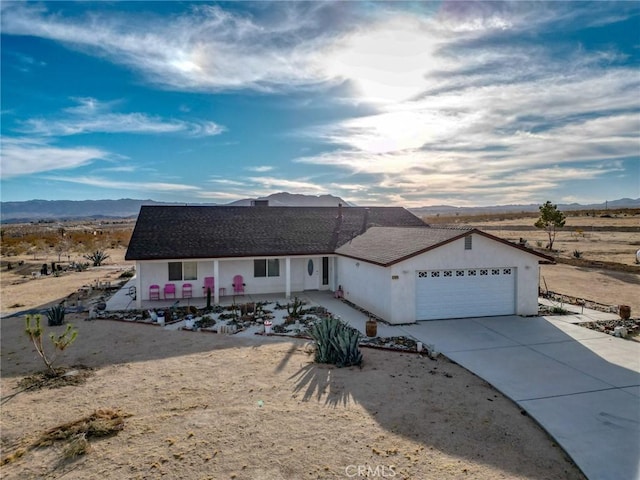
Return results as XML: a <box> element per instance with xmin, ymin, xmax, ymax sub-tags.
<box><xmin>337</xmin><ymin>256</ymin><xmax>392</xmax><ymax>320</ymax></box>
<box><xmin>338</xmin><ymin>234</ymin><xmax>543</xmax><ymax>324</ymax></box>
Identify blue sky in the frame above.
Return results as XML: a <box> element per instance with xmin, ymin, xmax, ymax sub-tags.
<box><xmin>1</xmin><ymin>1</ymin><xmax>639</xmax><ymax>207</ymax></box>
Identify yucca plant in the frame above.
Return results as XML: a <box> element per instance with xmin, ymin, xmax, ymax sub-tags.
<box><xmin>83</xmin><ymin>250</ymin><xmax>110</xmax><ymax>267</ymax></box>
<box><xmin>46</xmin><ymin>304</ymin><xmax>66</xmax><ymax>326</ymax></box>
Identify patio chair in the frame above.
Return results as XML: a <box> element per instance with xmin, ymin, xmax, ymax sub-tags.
<box><xmin>164</xmin><ymin>283</ymin><xmax>176</xmax><ymax>300</ymax></box>
<box><xmin>182</xmin><ymin>283</ymin><xmax>193</xmax><ymax>299</ymax></box>
<box><xmin>202</xmin><ymin>276</ymin><xmax>215</xmax><ymax>296</ymax></box>
<box><xmin>232</xmin><ymin>275</ymin><xmax>245</xmax><ymax>295</ymax></box>
<box><xmin>149</xmin><ymin>284</ymin><xmax>160</xmax><ymax>300</ymax></box>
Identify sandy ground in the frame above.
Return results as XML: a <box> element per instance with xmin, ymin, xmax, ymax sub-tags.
<box><xmin>0</xmin><ymin>252</ymin><xmax>588</xmax><ymax>479</ymax></box>
<box><xmin>541</xmin><ymin>263</ymin><xmax>640</xmax><ymax>314</ymax></box>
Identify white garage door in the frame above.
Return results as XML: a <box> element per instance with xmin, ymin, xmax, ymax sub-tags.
<box><xmin>416</xmin><ymin>267</ymin><xmax>516</xmax><ymax>320</ymax></box>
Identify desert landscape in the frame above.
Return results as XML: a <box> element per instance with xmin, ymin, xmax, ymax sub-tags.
<box><xmin>1</xmin><ymin>209</ymin><xmax>638</xmax><ymax>479</ymax></box>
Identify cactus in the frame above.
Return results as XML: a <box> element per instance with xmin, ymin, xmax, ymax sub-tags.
<box><xmin>206</xmin><ymin>287</ymin><xmax>212</xmax><ymax>310</ymax></box>
<box><xmin>286</xmin><ymin>296</ymin><xmax>305</xmax><ymax>319</ymax></box>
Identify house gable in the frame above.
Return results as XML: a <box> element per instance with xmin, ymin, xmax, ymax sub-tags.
<box><xmin>335</xmin><ymin>227</ymin><xmax>555</xmax><ymax>266</ymax></box>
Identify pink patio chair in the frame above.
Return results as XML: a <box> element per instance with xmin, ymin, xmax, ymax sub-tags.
<box><xmin>163</xmin><ymin>283</ymin><xmax>176</xmax><ymax>299</ymax></box>
<box><xmin>232</xmin><ymin>275</ymin><xmax>245</xmax><ymax>295</ymax></box>
<box><xmin>182</xmin><ymin>283</ymin><xmax>193</xmax><ymax>299</ymax></box>
<box><xmin>202</xmin><ymin>276</ymin><xmax>215</xmax><ymax>296</ymax></box>
<box><xmin>149</xmin><ymin>284</ymin><xmax>160</xmax><ymax>300</ymax></box>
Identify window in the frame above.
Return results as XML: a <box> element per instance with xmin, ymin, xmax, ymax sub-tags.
<box><xmin>503</xmin><ymin>268</ymin><xmax>512</xmax><ymax>275</ymax></box>
<box><xmin>468</xmin><ymin>269</ymin><xmax>476</xmax><ymax>276</ymax></box>
<box><xmin>444</xmin><ymin>270</ymin><xmax>452</xmax><ymax>277</ymax></box>
<box><xmin>168</xmin><ymin>262</ymin><xmax>197</xmax><ymax>281</ymax></box>
<box><xmin>418</xmin><ymin>271</ymin><xmax>428</xmax><ymax>278</ymax></box>
<box><xmin>465</xmin><ymin>235</ymin><xmax>472</xmax><ymax>250</ymax></box>
<box><xmin>480</xmin><ymin>269</ymin><xmax>488</xmax><ymax>276</ymax></box>
<box><xmin>254</xmin><ymin>259</ymin><xmax>280</xmax><ymax>277</ymax></box>
<box><xmin>431</xmin><ymin>271</ymin><xmax>440</xmax><ymax>278</ymax></box>
<box><xmin>492</xmin><ymin>269</ymin><xmax>500</xmax><ymax>275</ymax></box>
<box><xmin>456</xmin><ymin>270</ymin><xmax>465</xmax><ymax>276</ymax></box>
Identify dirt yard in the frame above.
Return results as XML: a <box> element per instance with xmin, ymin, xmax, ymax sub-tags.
<box><xmin>0</xmin><ymin>249</ymin><xmax>588</xmax><ymax>479</ymax></box>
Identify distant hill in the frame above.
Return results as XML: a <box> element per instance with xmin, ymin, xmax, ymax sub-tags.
<box><xmin>408</xmin><ymin>198</ymin><xmax>640</xmax><ymax>217</ymax></box>
<box><xmin>227</xmin><ymin>192</ymin><xmax>351</xmax><ymax>207</ymax></box>
<box><xmin>1</xmin><ymin>194</ymin><xmax>636</xmax><ymax>223</ymax></box>
<box><xmin>0</xmin><ymin>192</ymin><xmax>352</xmax><ymax>223</ymax></box>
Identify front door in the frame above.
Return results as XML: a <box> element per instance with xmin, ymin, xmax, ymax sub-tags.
<box><xmin>304</xmin><ymin>257</ymin><xmax>319</xmax><ymax>290</ymax></box>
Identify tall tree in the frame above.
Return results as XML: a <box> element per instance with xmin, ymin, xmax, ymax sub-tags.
<box><xmin>535</xmin><ymin>201</ymin><xmax>566</xmax><ymax>250</ymax></box>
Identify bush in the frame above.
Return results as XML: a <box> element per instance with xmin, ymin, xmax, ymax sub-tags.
<box><xmin>118</xmin><ymin>269</ymin><xmax>135</xmax><ymax>279</ymax></box>
<box><xmin>573</xmin><ymin>250</ymin><xmax>583</xmax><ymax>259</ymax></box>
<box><xmin>46</xmin><ymin>304</ymin><xmax>66</xmax><ymax>326</ymax></box>
<box><xmin>308</xmin><ymin>316</ymin><xmax>363</xmax><ymax>367</ymax></box>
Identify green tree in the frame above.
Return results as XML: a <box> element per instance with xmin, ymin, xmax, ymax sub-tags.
<box><xmin>534</xmin><ymin>201</ymin><xmax>566</xmax><ymax>250</ymax></box>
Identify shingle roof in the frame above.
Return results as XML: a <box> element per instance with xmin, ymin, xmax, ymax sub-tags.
<box><xmin>335</xmin><ymin>226</ymin><xmax>555</xmax><ymax>266</ymax></box>
<box><xmin>335</xmin><ymin>226</ymin><xmax>471</xmax><ymax>266</ymax></box>
<box><xmin>125</xmin><ymin>205</ymin><xmax>427</xmax><ymax>261</ymax></box>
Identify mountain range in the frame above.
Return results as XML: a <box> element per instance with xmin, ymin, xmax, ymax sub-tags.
<box><xmin>0</xmin><ymin>193</ymin><xmax>638</xmax><ymax>223</ymax></box>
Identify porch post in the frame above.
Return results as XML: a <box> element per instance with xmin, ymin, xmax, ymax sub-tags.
<box><xmin>214</xmin><ymin>260</ymin><xmax>220</xmax><ymax>304</ymax></box>
<box><xmin>135</xmin><ymin>261</ymin><xmax>142</xmax><ymax>309</ymax></box>
<box><xmin>285</xmin><ymin>257</ymin><xmax>291</xmax><ymax>299</ymax></box>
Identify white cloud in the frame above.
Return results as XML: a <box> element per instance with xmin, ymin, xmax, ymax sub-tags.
<box><xmin>43</xmin><ymin>175</ymin><xmax>200</xmax><ymax>192</ymax></box>
<box><xmin>18</xmin><ymin>98</ymin><xmax>225</xmax><ymax>137</ymax></box>
<box><xmin>248</xmin><ymin>176</ymin><xmax>327</xmax><ymax>194</ymax></box>
<box><xmin>0</xmin><ymin>137</ymin><xmax>109</xmax><ymax>177</ymax></box>
<box><xmin>245</xmin><ymin>165</ymin><xmax>274</xmax><ymax>172</ymax></box>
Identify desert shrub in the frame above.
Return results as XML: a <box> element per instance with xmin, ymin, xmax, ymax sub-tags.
<box><xmin>118</xmin><ymin>269</ymin><xmax>135</xmax><ymax>279</ymax></box>
<box><xmin>309</xmin><ymin>316</ymin><xmax>363</xmax><ymax>367</ymax></box>
<box><xmin>551</xmin><ymin>306</ymin><xmax>568</xmax><ymax>315</ymax></box>
<box><xmin>286</xmin><ymin>296</ymin><xmax>305</xmax><ymax>319</ymax></box>
<box><xmin>46</xmin><ymin>304</ymin><xmax>66</xmax><ymax>326</ymax></box>
<box><xmin>573</xmin><ymin>250</ymin><xmax>583</xmax><ymax>259</ymax></box>
<box><xmin>84</xmin><ymin>250</ymin><xmax>110</xmax><ymax>266</ymax></box>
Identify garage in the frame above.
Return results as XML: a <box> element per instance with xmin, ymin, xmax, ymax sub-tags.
<box><xmin>416</xmin><ymin>267</ymin><xmax>516</xmax><ymax>320</ymax></box>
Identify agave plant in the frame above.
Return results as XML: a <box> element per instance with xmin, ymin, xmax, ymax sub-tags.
<box><xmin>308</xmin><ymin>316</ymin><xmax>362</xmax><ymax>367</ymax></box>
<box><xmin>46</xmin><ymin>304</ymin><xmax>66</xmax><ymax>326</ymax></box>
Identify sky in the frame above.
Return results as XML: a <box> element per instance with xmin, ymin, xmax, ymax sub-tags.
<box><xmin>1</xmin><ymin>1</ymin><xmax>639</xmax><ymax>207</ymax></box>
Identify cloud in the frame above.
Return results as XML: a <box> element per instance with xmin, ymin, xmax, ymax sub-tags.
<box><xmin>248</xmin><ymin>176</ymin><xmax>327</xmax><ymax>194</ymax></box>
<box><xmin>0</xmin><ymin>137</ymin><xmax>109</xmax><ymax>178</ymax></box>
<box><xmin>17</xmin><ymin>98</ymin><xmax>225</xmax><ymax>137</ymax></box>
<box><xmin>0</xmin><ymin>3</ymin><xmax>345</xmax><ymax>93</ymax></box>
<box><xmin>245</xmin><ymin>165</ymin><xmax>274</xmax><ymax>172</ymax></box>
<box><xmin>42</xmin><ymin>175</ymin><xmax>200</xmax><ymax>192</ymax></box>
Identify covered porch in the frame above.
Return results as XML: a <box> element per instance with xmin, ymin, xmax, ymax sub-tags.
<box><xmin>131</xmin><ymin>254</ymin><xmax>336</xmax><ymax>309</ymax></box>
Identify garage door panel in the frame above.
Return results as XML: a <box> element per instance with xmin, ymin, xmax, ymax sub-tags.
<box><xmin>416</xmin><ymin>268</ymin><xmax>515</xmax><ymax>320</ymax></box>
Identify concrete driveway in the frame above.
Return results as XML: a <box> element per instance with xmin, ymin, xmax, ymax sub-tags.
<box><xmin>399</xmin><ymin>315</ymin><xmax>640</xmax><ymax>480</ymax></box>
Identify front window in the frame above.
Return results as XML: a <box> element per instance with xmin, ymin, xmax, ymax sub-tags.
<box><xmin>168</xmin><ymin>261</ymin><xmax>197</xmax><ymax>281</ymax></box>
<box><xmin>254</xmin><ymin>259</ymin><xmax>280</xmax><ymax>277</ymax></box>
